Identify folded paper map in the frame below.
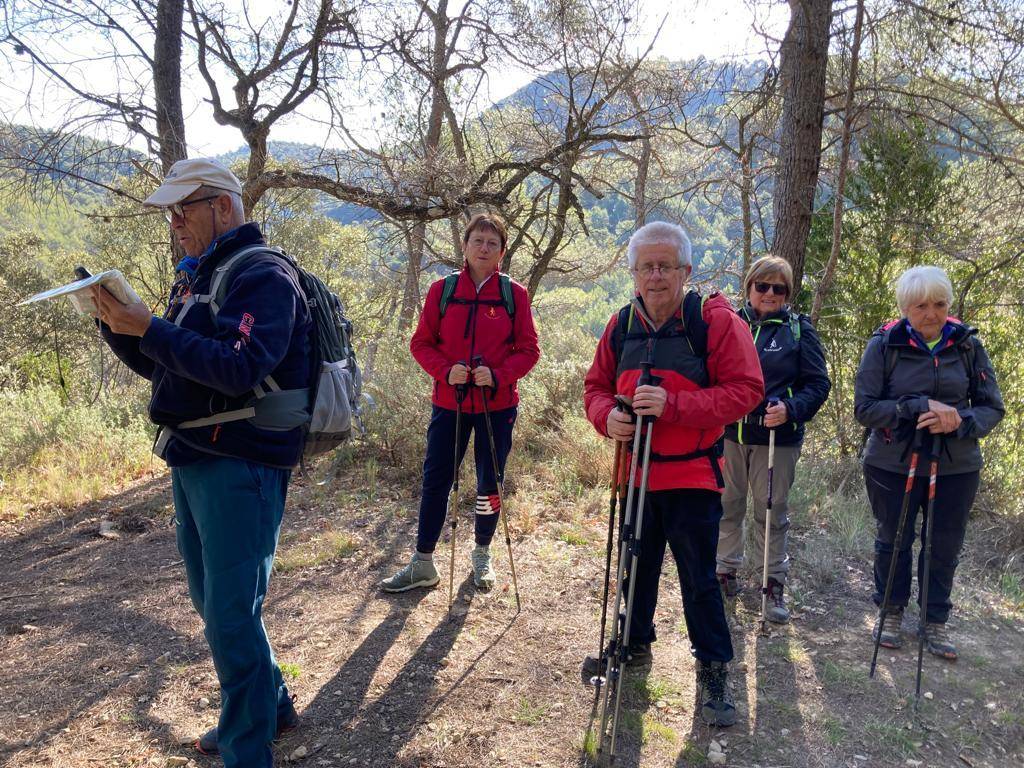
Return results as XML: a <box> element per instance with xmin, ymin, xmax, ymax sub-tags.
<box><xmin>18</xmin><ymin>270</ymin><xmax>142</xmax><ymax>315</ymax></box>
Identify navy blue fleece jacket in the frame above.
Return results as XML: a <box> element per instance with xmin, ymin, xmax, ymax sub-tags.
<box><xmin>102</xmin><ymin>223</ymin><xmax>311</xmax><ymax>468</ymax></box>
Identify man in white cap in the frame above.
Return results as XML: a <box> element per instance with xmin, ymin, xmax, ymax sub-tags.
<box><xmin>91</xmin><ymin>158</ymin><xmax>310</xmax><ymax>768</ymax></box>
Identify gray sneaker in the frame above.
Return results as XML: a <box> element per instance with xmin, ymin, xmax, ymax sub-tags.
<box><xmin>381</xmin><ymin>555</ymin><xmax>439</xmax><ymax>593</ymax></box>
<box><xmin>471</xmin><ymin>545</ymin><xmax>496</xmax><ymax>590</ymax></box>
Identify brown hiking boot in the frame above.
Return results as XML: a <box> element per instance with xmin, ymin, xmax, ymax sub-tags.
<box><xmin>925</xmin><ymin>622</ymin><xmax>958</xmax><ymax>660</ymax></box>
<box><xmin>872</xmin><ymin>608</ymin><xmax>904</xmax><ymax>649</ymax></box>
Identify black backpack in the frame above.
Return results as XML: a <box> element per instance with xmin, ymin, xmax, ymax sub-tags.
<box><xmin>611</xmin><ymin>290</ymin><xmax>710</xmax><ymax>364</ymax></box>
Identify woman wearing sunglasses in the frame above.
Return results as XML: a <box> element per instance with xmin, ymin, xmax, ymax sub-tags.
<box><xmin>716</xmin><ymin>256</ymin><xmax>832</xmax><ymax>622</ymax></box>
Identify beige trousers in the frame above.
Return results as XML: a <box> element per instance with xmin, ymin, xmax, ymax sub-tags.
<box><xmin>716</xmin><ymin>440</ymin><xmax>800</xmax><ymax>583</ymax></box>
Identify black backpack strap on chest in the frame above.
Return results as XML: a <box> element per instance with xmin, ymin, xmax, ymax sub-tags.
<box><xmin>612</xmin><ymin>290</ymin><xmax>708</xmax><ymax>367</ymax></box>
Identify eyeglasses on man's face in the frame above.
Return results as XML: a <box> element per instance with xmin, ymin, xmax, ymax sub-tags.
<box><xmin>753</xmin><ymin>281</ymin><xmax>788</xmax><ymax>296</ymax></box>
<box><xmin>164</xmin><ymin>194</ymin><xmax>222</xmax><ymax>222</ymax></box>
<box><xmin>632</xmin><ymin>263</ymin><xmax>682</xmax><ymax>278</ymax></box>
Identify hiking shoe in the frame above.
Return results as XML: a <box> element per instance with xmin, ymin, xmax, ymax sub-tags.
<box><xmin>380</xmin><ymin>555</ymin><xmax>439</xmax><ymax>593</ymax></box>
<box><xmin>195</xmin><ymin>695</ymin><xmax>299</xmax><ymax>755</ymax></box>
<box><xmin>764</xmin><ymin>578</ymin><xmax>790</xmax><ymax>624</ymax></box>
<box><xmin>471</xmin><ymin>545</ymin><xmax>496</xmax><ymax>591</ymax></box>
<box><xmin>582</xmin><ymin>641</ymin><xmax>652</xmax><ymax>677</ymax></box>
<box><xmin>696</xmin><ymin>660</ymin><xmax>736</xmax><ymax>727</ymax></box>
<box><xmin>718</xmin><ymin>572</ymin><xmax>740</xmax><ymax>598</ymax></box>
<box><xmin>872</xmin><ymin>608</ymin><xmax>904</xmax><ymax>649</ymax></box>
<box><xmin>925</xmin><ymin>622</ymin><xmax>958</xmax><ymax>660</ymax></box>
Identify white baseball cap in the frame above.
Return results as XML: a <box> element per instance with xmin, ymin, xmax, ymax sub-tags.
<box><xmin>143</xmin><ymin>157</ymin><xmax>244</xmax><ymax>208</ymax></box>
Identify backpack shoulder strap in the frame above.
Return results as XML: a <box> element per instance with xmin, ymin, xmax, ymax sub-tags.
<box><xmin>438</xmin><ymin>272</ymin><xmax>461</xmax><ymax>318</ymax></box>
<box><xmin>611</xmin><ymin>303</ymin><xmax>635</xmax><ymax>369</ymax></box>
<box><xmin>681</xmin><ymin>290</ymin><xmax>710</xmax><ymax>359</ymax></box>
<box><xmin>210</xmin><ymin>245</ymin><xmax>292</xmax><ymax>316</ymax></box>
<box><xmin>880</xmin><ymin>333</ymin><xmax>900</xmax><ymax>397</ymax></box>
<box><xmin>498</xmin><ymin>273</ymin><xmax>516</xmax><ymax>318</ymax></box>
<box><xmin>789</xmin><ymin>312</ymin><xmax>802</xmax><ymax>344</ymax></box>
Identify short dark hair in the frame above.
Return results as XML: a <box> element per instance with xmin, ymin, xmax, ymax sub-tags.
<box><xmin>462</xmin><ymin>212</ymin><xmax>508</xmax><ymax>251</ymax></box>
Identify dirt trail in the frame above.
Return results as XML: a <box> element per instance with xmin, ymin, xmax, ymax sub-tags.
<box><xmin>1</xmin><ymin>466</ymin><xmax>1022</xmax><ymax>768</ymax></box>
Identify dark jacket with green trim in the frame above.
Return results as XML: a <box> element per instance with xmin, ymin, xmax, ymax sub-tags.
<box><xmin>723</xmin><ymin>303</ymin><xmax>831</xmax><ymax>447</ymax></box>
<box><xmin>854</xmin><ymin>317</ymin><xmax>1004</xmax><ymax>475</ymax></box>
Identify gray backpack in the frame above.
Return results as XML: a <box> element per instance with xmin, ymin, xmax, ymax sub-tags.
<box><xmin>166</xmin><ymin>245</ymin><xmax>363</xmax><ymax>458</ymax></box>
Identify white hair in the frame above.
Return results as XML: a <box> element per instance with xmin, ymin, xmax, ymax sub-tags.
<box><xmin>627</xmin><ymin>221</ymin><xmax>692</xmax><ymax>269</ymax></box>
<box><xmin>895</xmin><ymin>265</ymin><xmax>954</xmax><ymax>315</ymax></box>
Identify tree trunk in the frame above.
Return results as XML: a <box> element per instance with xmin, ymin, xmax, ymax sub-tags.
<box><xmin>739</xmin><ymin>116</ymin><xmax>753</xmax><ymax>275</ymax></box>
<box><xmin>771</xmin><ymin>0</ymin><xmax>833</xmax><ymax>296</ymax></box>
<box><xmin>399</xmin><ymin>222</ymin><xmax>426</xmax><ymax>330</ymax></box>
<box><xmin>154</xmin><ymin>0</ymin><xmax>187</xmax><ymax>172</ymax></box>
<box><xmin>811</xmin><ymin>0</ymin><xmax>865</xmax><ymax>324</ymax></box>
<box><xmin>153</xmin><ymin>0</ymin><xmax>187</xmax><ymax>268</ymax></box>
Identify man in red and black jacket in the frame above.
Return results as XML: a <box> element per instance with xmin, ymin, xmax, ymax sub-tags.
<box><xmin>381</xmin><ymin>212</ymin><xmax>540</xmax><ymax>593</ymax></box>
<box><xmin>582</xmin><ymin>221</ymin><xmax>763</xmax><ymax>727</ymax></box>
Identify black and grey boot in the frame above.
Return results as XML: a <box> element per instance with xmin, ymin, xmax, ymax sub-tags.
<box><xmin>696</xmin><ymin>660</ymin><xmax>736</xmax><ymax>727</ymax></box>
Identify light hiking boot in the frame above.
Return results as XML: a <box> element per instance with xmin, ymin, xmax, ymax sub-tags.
<box><xmin>471</xmin><ymin>545</ymin><xmax>496</xmax><ymax>591</ymax></box>
<box><xmin>582</xmin><ymin>641</ymin><xmax>652</xmax><ymax>678</ymax></box>
<box><xmin>718</xmin><ymin>572</ymin><xmax>740</xmax><ymax>598</ymax></box>
<box><xmin>696</xmin><ymin>660</ymin><xmax>736</xmax><ymax>727</ymax></box>
<box><xmin>925</xmin><ymin>622</ymin><xmax>958</xmax><ymax>660</ymax></box>
<box><xmin>380</xmin><ymin>555</ymin><xmax>439</xmax><ymax>593</ymax></box>
<box><xmin>764</xmin><ymin>577</ymin><xmax>790</xmax><ymax>624</ymax></box>
<box><xmin>195</xmin><ymin>695</ymin><xmax>299</xmax><ymax>755</ymax></box>
<box><xmin>872</xmin><ymin>607</ymin><xmax>905</xmax><ymax>649</ymax></box>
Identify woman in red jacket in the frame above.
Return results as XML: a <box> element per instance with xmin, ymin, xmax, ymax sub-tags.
<box><xmin>382</xmin><ymin>213</ymin><xmax>540</xmax><ymax>593</ymax></box>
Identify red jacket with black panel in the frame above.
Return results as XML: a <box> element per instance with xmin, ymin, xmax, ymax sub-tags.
<box><xmin>584</xmin><ymin>292</ymin><xmax>764</xmax><ymax>492</ymax></box>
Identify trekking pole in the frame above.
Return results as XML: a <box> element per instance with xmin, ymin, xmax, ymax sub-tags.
<box><xmin>593</xmin><ymin>410</ymin><xmax>629</xmax><ymax>685</ymax></box>
<box><xmin>472</xmin><ymin>355</ymin><xmax>521</xmax><ymax>612</ymax></box>
<box><xmin>870</xmin><ymin>428</ymin><xmax>927</xmax><ymax>678</ymax></box>
<box><xmin>598</xmin><ymin>359</ymin><xmax>660</xmax><ymax>763</ymax></box>
<box><xmin>760</xmin><ymin>399</ymin><xmax>778</xmax><ymax>633</ymax></box>
<box><xmin>915</xmin><ymin>433</ymin><xmax>941</xmax><ymax>709</ymax></box>
<box><xmin>447</xmin><ymin>366</ymin><xmax>468</xmax><ymax>614</ymax></box>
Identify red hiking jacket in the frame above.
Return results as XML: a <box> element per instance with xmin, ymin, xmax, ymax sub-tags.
<box><xmin>584</xmin><ymin>292</ymin><xmax>764</xmax><ymax>492</ymax></box>
<box><xmin>410</xmin><ymin>269</ymin><xmax>540</xmax><ymax>414</ymax></box>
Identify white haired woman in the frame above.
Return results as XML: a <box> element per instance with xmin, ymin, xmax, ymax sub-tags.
<box><xmin>855</xmin><ymin>265</ymin><xmax>1004</xmax><ymax>659</ymax></box>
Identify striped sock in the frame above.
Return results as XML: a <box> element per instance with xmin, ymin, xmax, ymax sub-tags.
<box><xmin>474</xmin><ymin>493</ymin><xmax>500</xmax><ymax>546</ymax></box>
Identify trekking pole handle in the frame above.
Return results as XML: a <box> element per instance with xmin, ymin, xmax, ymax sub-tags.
<box><xmin>454</xmin><ymin>359</ymin><xmax>468</xmax><ymax>403</ymax></box>
<box><xmin>637</xmin><ymin>359</ymin><xmax>662</xmax><ymax>388</ymax></box>
<box><xmin>614</xmin><ymin>394</ymin><xmax>637</xmax><ymax>424</ymax></box>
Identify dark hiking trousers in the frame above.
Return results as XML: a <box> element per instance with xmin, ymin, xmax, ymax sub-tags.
<box><xmin>416</xmin><ymin>404</ymin><xmax>517</xmax><ymax>554</ymax></box>
<box><xmin>172</xmin><ymin>457</ymin><xmax>292</xmax><ymax>768</ymax></box>
<box><xmin>627</xmin><ymin>488</ymin><xmax>734</xmax><ymax>663</ymax></box>
<box><xmin>865</xmin><ymin>463</ymin><xmax>980</xmax><ymax>624</ymax></box>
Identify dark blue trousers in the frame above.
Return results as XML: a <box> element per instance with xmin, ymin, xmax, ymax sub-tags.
<box><xmin>416</xmin><ymin>404</ymin><xmax>517</xmax><ymax>553</ymax></box>
<box><xmin>172</xmin><ymin>458</ymin><xmax>292</xmax><ymax>768</ymax></box>
<box><xmin>865</xmin><ymin>464</ymin><xmax>979</xmax><ymax>623</ymax></box>
<box><xmin>626</xmin><ymin>488</ymin><xmax>734</xmax><ymax>663</ymax></box>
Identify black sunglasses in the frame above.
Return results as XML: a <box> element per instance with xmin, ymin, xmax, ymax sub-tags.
<box><xmin>753</xmin><ymin>281</ymin><xmax>787</xmax><ymax>296</ymax></box>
